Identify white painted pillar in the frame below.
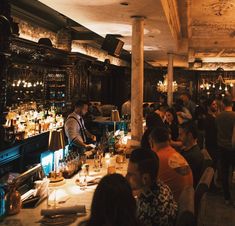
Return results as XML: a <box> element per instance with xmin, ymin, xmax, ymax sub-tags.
<box><xmin>167</xmin><ymin>53</ymin><xmax>174</xmax><ymax>106</ymax></box>
<box><xmin>131</xmin><ymin>16</ymin><xmax>144</xmax><ymax>142</ymax></box>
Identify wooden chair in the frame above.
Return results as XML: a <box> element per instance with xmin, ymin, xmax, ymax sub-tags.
<box><xmin>195</xmin><ymin>167</ymin><xmax>214</xmax><ymax>220</ymax></box>
<box><xmin>201</xmin><ymin>148</ymin><xmax>213</xmax><ymax>171</ymax></box>
<box><xmin>175</xmin><ymin>185</ymin><xmax>195</xmax><ymax>226</ymax></box>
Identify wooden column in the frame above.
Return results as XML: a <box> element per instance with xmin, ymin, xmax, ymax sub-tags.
<box><xmin>167</xmin><ymin>53</ymin><xmax>174</xmax><ymax>106</ymax></box>
<box><xmin>131</xmin><ymin>16</ymin><xmax>144</xmax><ymax>142</ymax></box>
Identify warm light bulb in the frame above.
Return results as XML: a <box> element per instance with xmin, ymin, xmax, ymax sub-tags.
<box><xmin>12</xmin><ymin>83</ymin><xmax>15</xmax><ymax>87</ymax></box>
<box><xmin>36</xmin><ymin>81</ymin><xmax>39</xmax><ymax>85</ymax></box>
<box><xmin>219</xmin><ymin>85</ymin><xmax>222</xmax><ymax>90</ymax></box>
<box><xmin>212</xmin><ymin>84</ymin><xmax>215</xmax><ymax>88</ymax></box>
<box><xmin>225</xmin><ymin>86</ymin><xmax>228</xmax><ymax>91</ymax></box>
<box><xmin>33</xmin><ymin>83</ymin><xmax>36</xmax><ymax>87</ymax></box>
<box><xmin>230</xmin><ymin>83</ymin><xmax>234</xmax><ymax>87</ymax></box>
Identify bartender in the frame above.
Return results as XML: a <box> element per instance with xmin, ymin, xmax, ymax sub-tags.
<box><xmin>65</xmin><ymin>100</ymin><xmax>96</xmax><ymax>153</ymax></box>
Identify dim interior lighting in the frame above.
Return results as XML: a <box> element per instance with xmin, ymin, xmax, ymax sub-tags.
<box><xmin>157</xmin><ymin>74</ymin><xmax>178</xmax><ymax>93</ymax></box>
<box><xmin>200</xmin><ymin>84</ymin><xmax>204</xmax><ymax>89</ymax></box>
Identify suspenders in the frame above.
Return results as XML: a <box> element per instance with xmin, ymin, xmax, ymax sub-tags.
<box><xmin>66</xmin><ymin>116</ymin><xmax>87</xmax><ymax>143</ymax></box>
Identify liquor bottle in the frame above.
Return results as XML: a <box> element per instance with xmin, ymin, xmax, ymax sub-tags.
<box><xmin>0</xmin><ymin>185</ymin><xmax>5</xmax><ymax>221</ymax></box>
<box><xmin>5</xmin><ymin>183</ymin><xmax>21</xmax><ymax>215</ymax></box>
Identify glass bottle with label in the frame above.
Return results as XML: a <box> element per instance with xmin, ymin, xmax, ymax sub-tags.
<box><xmin>5</xmin><ymin>182</ymin><xmax>21</xmax><ymax>215</ymax></box>
<box><xmin>0</xmin><ymin>185</ymin><xmax>5</xmax><ymax>221</ymax></box>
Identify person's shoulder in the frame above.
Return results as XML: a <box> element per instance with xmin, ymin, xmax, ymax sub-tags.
<box><xmin>78</xmin><ymin>221</ymin><xmax>88</xmax><ymax>226</ymax></box>
<box><xmin>157</xmin><ymin>180</ymin><xmax>172</xmax><ymax>193</ymax></box>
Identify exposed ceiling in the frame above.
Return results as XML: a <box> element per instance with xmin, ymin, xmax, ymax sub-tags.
<box><xmin>14</xmin><ymin>0</ymin><xmax>235</xmax><ymax>69</ymax></box>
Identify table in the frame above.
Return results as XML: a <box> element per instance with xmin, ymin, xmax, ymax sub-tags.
<box><xmin>1</xmin><ymin>157</ymin><xmax>128</xmax><ymax>226</ymax></box>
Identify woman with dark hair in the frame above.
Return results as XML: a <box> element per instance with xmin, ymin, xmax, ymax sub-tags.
<box><xmin>141</xmin><ymin>111</ymin><xmax>166</xmax><ymax>149</ymax></box>
<box><xmin>165</xmin><ymin>107</ymin><xmax>179</xmax><ymax>141</ymax></box>
<box><xmin>78</xmin><ymin>174</ymin><xmax>140</xmax><ymax>226</ymax></box>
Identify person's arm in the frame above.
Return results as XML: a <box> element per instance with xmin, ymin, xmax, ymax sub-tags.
<box><xmin>180</xmin><ymin>107</ymin><xmax>192</xmax><ymax>120</ymax></box>
<box><xmin>85</xmin><ymin>130</ymin><xmax>96</xmax><ymax>141</ymax></box>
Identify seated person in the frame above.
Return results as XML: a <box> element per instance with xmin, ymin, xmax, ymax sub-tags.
<box><xmin>179</xmin><ymin>121</ymin><xmax>204</xmax><ymax>187</ymax></box>
<box><xmin>126</xmin><ymin>149</ymin><xmax>177</xmax><ymax>226</ymax></box>
<box><xmin>149</xmin><ymin>127</ymin><xmax>193</xmax><ymax>201</ymax></box>
<box><xmin>78</xmin><ymin>174</ymin><xmax>140</xmax><ymax>226</ymax></box>
<box><xmin>141</xmin><ymin>112</ymin><xmax>166</xmax><ymax>150</ymax></box>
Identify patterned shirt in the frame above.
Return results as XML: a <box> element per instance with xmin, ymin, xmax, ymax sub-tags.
<box><xmin>136</xmin><ymin>181</ymin><xmax>178</xmax><ymax>226</ymax></box>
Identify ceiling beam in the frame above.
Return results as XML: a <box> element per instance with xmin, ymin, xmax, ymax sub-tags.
<box><xmin>72</xmin><ymin>32</ymin><xmax>101</xmax><ymax>41</ymax></box>
<box><xmin>160</xmin><ymin>0</ymin><xmax>182</xmax><ymax>41</ymax></box>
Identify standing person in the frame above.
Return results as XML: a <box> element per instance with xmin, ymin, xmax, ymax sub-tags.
<box><xmin>126</xmin><ymin>149</ymin><xmax>177</xmax><ymax>226</ymax></box>
<box><xmin>174</xmin><ymin>99</ymin><xmax>192</xmax><ymax>125</ymax></box>
<box><xmin>149</xmin><ymin>127</ymin><xmax>193</xmax><ymax>201</ymax></box>
<box><xmin>180</xmin><ymin>93</ymin><xmax>196</xmax><ymax>118</ymax></box>
<box><xmin>204</xmin><ymin>98</ymin><xmax>218</xmax><ymax>164</ymax></box>
<box><xmin>64</xmin><ymin>100</ymin><xmax>96</xmax><ymax>153</ymax></box>
<box><xmin>165</xmin><ymin>107</ymin><xmax>179</xmax><ymax>141</ymax></box>
<box><xmin>121</xmin><ymin>95</ymin><xmax>131</xmax><ymax>116</ymax></box>
<box><xmin>159</xmin><ymin>94</ymin><xmax>167</xmax><ymax>106</ymax></box>
<box><xmin>216</xmin><ymin>95</ymin><xmax>235</xmax><ymax>205</ymax></box>
<box><xmin>78</xmin><ymin>174</ymin><xmax>140</xmax><ymax>226</ymax></box>
<box><xmin>179</xmin><ymin>121</ymin><xmax>204</xmax><ymax>187</ymax></box>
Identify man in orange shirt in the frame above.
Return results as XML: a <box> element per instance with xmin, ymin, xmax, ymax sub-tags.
<box><xmin>149</xmin><ymin>127</ymin><xmax>193</xmax><ymax>201</ymax></box>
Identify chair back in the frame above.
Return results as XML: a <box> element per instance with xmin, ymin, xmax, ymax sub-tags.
<box><xmin>176</xmin><ymin>185</ymin><xmax>195</xmax><ymax>226</ymax></box>
<box><xmin>201</xmin><ymin>149</ymin><xmax>213</xmax><ymax>171</ymax></box>
<box><xmin>195</xmin><ymin>167</ymin><xmax>214</xmax><ymax>218</ymax></box>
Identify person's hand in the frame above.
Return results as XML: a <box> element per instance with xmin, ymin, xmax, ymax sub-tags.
<box><xmin>91</xmin><ymin>135</ymin><xmax>96</xmax><ymax>142</ymax></box>
<box><xmin>176</xmin><ymin>111</ymin><xmax>183</xmax><ymax>117</ymax></box>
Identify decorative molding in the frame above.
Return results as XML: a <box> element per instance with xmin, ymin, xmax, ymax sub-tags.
<box><xmin>72</xmin><ymin>41</ymin><xmax>129</xmax><ymax>67</ymax></box>
<box><xmin>190</xmin><ymin>62</ymin><xmax>235</xmax><ymax>71</ymax></box>
<box><xmin>203</xmin><ymin>0</ymin><xmax>234</xmax><ymax>16</ymax></box>
<box><xmin>160</xmin><ymin>0</ymin><xmax>182</xmax><ymax>40</ymax></box>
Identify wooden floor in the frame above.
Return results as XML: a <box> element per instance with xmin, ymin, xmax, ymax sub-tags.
<box><xmin>199</xmin><ymin>184</ymin><xmax>235</xmax><ymax>226</ymax></box>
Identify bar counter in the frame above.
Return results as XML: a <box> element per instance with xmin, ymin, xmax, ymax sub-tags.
<box><xmin>2</xmin><ymin>158</ymin><xmax>128</xmax><ymax>226</ymax></box>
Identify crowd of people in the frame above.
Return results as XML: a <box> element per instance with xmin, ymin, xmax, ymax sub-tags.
<box><xmin>67</xmin><ymin>93</ymin><xmax>234</xmax><ymax>226</ymax></box>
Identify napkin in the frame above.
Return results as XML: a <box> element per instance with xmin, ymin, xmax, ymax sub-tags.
<box><xmin>41</xmin><ymin>205</ymin><xmax>86</xmax><ymax>217</ymax></box>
